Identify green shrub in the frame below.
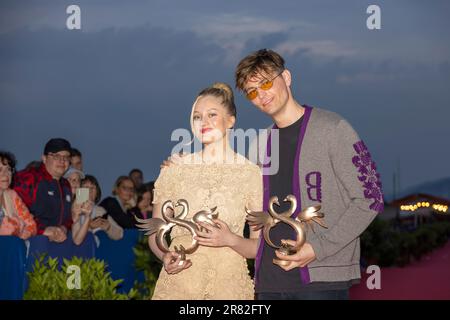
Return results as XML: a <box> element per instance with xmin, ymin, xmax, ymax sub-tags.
<box><xmin>361</xmin><ymin>218</ymin><xmax>398</xmax><ymax>266</ymax></box>
<box><xmin>413</xmin><ymin>227</ymin><xmax>437</xmax><ymax>260</ymax></box>
<box><xmin>396</xmin><ymin>232</ymin><xmax>417</xmax><ymax>266</ymax></box>
<box><xmin>361</xmin><ymin>218</ymin><xmax>450</xmax><ymax>267</ymax></box>
<box><xmin>24</xmin><ymin>255</ymin><xmax>137</xmax><ymax>300</ymax></box>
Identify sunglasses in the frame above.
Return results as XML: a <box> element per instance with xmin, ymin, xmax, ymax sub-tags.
<box><xmin>245</xmin><ymin>70</ymin><xmax>284</xmax><ymax>100</ymax></box>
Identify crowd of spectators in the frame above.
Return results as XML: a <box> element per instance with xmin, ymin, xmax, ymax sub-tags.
<box><xmin>0</xmin><ymin>138</ymin><xmax>154</xmax><ymax>245</ymax></box>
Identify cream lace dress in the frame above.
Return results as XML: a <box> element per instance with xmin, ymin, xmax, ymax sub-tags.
<box><xmin>151</xmin><ymin>153</ymin><xmax>262</xmax><ymax>300</ymax></box>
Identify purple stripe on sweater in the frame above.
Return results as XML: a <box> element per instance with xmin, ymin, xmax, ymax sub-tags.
<box><xmin>254</xmin><ymin>125</ymin><xmax>276</xmax><ymax>285</ymax></box>
<box><xmin>292</xmin><ymin>105</ymin><xmax>312</xmax><ymax>284</ymax></box>
<box><xmin>256</xmin><ymin>106</ymin><xmax>313</xmax><ymax>286</ymax></box>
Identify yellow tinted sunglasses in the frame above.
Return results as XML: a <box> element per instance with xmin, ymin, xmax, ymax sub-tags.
<box><xmin>245</xmin><ymin>70</ymin><xmax>284</xmax><ymax>100</ymax></box>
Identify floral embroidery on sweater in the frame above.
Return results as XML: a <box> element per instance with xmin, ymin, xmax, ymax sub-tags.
<box><xmin>352</xmin><ymin>141</ymin><xmax>384</xmax><ymax>212</ymax></box>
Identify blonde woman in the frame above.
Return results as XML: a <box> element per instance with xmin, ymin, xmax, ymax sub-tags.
<box><xmin>147</xmin><ymin>83</ymin><xmax>262</xmax><ymax>300</ymax></box>
<box><xmin>99</xmin><ymin>176</ymin><xmax>138</xmax><ymax>229</ymax></box>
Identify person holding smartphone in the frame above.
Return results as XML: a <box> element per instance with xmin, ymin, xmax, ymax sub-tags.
<box><xmin>81</xmin><ymin>175</ymin><xmax>123</xmax><ymax>241</ymax></box>
<box><xmin>64</xmin><ymin>168</ymin><xmax>94</xmax><ymax>245</ymax></box>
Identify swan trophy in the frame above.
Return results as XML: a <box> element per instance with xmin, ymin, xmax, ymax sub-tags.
<box><xmin>245</xmin><ymin>195</ymin><xmax>327</xmax><ymax>267</ymax></box>
<box><xmin>135</xmin><ymin>199</ymin><xmax>218</xmax><ymax>264</ymax></box>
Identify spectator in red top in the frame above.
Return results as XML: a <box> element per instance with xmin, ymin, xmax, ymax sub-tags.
<box><xmin>14</xmin><ymin>138</ymin><xmax>91</xmax><ymax>243</ymax></box>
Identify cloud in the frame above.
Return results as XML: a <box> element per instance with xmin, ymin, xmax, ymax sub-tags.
<box><xmin>275</xmin><ymin>40</ymin><xmax>357</xmax><ymax>59</ymax></box>
<box><xmin>336</xmin><ymin>72</ymin><xmax>394</xmax><ymax>84</ymax></box>
<box><xmin>1</xmin><ymin>3</ymin><xmax>450</xmax><ymax>199</ymax></box>
<box><xmin>190</xmin><ymin>13</ymin><xmax>313</xmax><ymax>63</ymax></box>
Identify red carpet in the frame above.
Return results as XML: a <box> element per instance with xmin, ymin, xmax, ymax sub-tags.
<box><xmin>350</xmin><ymin>241</ymin><xmax>450</xmax><ymax>300</ymax></box>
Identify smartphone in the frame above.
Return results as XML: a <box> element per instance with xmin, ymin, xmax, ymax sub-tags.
<box><xmin>75</xmin><ymin>187</ymin><xmax>90</xmax><ymax>204</ymax></box>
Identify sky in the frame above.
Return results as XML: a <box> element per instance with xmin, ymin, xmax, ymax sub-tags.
<box><xmin>1</xmin><ymin>0</ymin><xmax>449</xmax><ymax>200</ymax></box>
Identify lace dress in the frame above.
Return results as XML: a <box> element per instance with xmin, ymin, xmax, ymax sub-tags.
<box><xmin>151</xmin><ymin>154</ymin><xmax>262</xmax><ymax>300</ymax></box>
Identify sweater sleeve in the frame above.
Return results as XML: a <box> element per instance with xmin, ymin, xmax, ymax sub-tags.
<box><xmin>308</xmin><ymin>118</ymin><xmax>384</xmax><ymax>261</ymax></box>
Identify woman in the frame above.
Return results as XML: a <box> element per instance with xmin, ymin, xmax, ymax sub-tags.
<box><xmin>99</xmin><ymin>176</ymin><xmax>138</xmax><ymax>229</ymax></box>
<box><xmin>64</xmin><ymin>167</ymin><xmax>85</xmax><ymax>196</ymax></box>
<box><xmin>147</xmin><ymin>83</ymin><xmax>262</xmax><ymax>300</ymax></box>
<box><xmin>0</xmin><ymin>151</ymin><xmax>37</xmax><ymax>239</ymax></box>
<box><xmin>81</xmin><ymin>175</ymin><xmax>123</xmax><ymax>240</ymax></box>
<box><xmin>129</xmin><ymin>183</ymin><xmax>153</xmax><ymax>220</ymax></box>
<box><xmin>59</xmin><ymin>166</ymin><xmax>93</xmax><ymax>245</ymax></box>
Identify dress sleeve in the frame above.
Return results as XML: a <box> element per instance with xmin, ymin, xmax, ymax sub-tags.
<box><xmin>152</xmin><ymin>167</ymin><xmax>176</xmax><ymax>205</ymax></box>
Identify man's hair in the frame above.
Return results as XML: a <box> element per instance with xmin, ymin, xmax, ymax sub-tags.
<box><xmin>71</xmin><ymin>148</ymin><xmax>82</xmax><ymax>158</ymax></box>
<box><xmin>235</xmin><ymin>48</ymin><xmax>285</xmax><ymax>91</ymax></box>
<box><xmin>129</xmin><ymin>168</ymin><xmax>143</xmax><ymax>176</ymax></box>
<box><xmin>25</xmin><ymin>160</ymin><xmax>42</xmax><ymax>170</ymax></box>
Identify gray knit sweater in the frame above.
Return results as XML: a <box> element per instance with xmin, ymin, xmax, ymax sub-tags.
<box><xmin>249</xmin><ymin>106</ymin><xmax>384</xmax><ymax>283</ymax></box>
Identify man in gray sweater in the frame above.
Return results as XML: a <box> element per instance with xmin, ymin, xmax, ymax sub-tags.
<box><xmin>236</xmin><ymin>49</ymin><xmax>384</xmax><ymax>300</ymax></box>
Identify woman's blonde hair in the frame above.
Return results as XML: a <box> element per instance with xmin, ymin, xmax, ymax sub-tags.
<box><xmin>189</xmin><ymin>82</ymin><xmax>236</xmax><ymax>136</ymax></box>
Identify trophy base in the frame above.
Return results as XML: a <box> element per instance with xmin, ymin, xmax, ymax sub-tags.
<box><xmin>272</xmin><ymin>258</ymin><xmax>291</xmax><ymax>267</ymax></box>
<box><xmin>272</xmin><ymin>243</ymin><xmax>297</xmax><ymax>268</ymax></box>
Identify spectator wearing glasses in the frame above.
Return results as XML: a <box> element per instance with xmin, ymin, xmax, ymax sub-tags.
<box><xmin>14</xmin><ymin>138</ymin><xmax>91</xmax><ymax>243</ymax></box>
<box><xmin>64</xmin><ymin>167</ymin><xmax>85</xmax><ymax>196</ymax></box>
<box><xmin>99</xmin><ymin>176</ymin><xmax>138</xmax><ymax>229</ymax></box>
<box><xmin>0</xmin><ymin>151</ymin><xmax>37</xmax><ymax>239</ymax></box>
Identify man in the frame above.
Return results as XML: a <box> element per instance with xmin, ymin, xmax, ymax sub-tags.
<box><xmin>14</xmin><ymin>138</ymin><xmax>75</xmax><ymax>242</ymax></box>
<box><xmin>235</xmin><ymin>49</ymin><xmax>384</xmax><ymax>299</ymax></box>
<box><xmin>129</xmin><ymin>168</ymin><xmax>144</xmax><ymax>189</ymax></box>
<box><xmin>70</xmin><ymin>148</ymin><xmax>83</xmax><ymax>171</ymax></box>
